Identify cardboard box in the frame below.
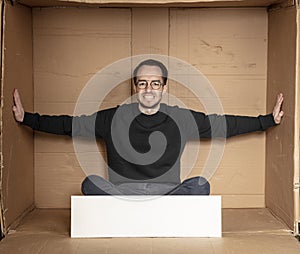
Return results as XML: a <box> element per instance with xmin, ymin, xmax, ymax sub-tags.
<box><xmin>0</xmin><ymin>0</ymin><xmax>299</xmax><ymax>242</ymax></box>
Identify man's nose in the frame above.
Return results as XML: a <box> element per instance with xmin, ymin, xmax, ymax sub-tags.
<box><xmin>145</xmin><ymin>83</ymin><xmax>152</xmax><ymax>92</ymax></box>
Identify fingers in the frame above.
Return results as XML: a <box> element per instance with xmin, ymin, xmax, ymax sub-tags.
<box><xmin>273</xmin><ymin>93</ymin><xmax>284</xmax><ymax>124</ymax></box>
<box><xmin>279</xmin><ymin>110</ymin><xmax>284</xmax><ymax>117</ymax></box>
<box><xmin>275</xmin><ymin>93</ymin><xmax>283</xmax><ymax>111</ymax></box>
<box><xmin>275</xmin><ymin>111</ymin><xmax>284</xmax><ymax>124</ymax></box>
<box><xmin>13</xmin><ymin>89</ymin><xmax>22</xmax><ymax>108</ymax></box>
<box><xmin>275</xmin><ymin>93</ymin><xmax>284</xmax><ymax>111</ymax></box>
<box><xmin>277</xmin><ymin>93</ymin><xmax>284</xmax><ymax>105</ymax></box>
<box><xmin>12</xmin><ymin>88</ymin><xmax>24</xmax><ymax>122</ymax></box>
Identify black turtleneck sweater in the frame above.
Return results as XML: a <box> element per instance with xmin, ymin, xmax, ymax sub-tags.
<box><xmin>22</xmin><ymin>103</ymin><xmax>276</xmax><ymax>184</ymax></box>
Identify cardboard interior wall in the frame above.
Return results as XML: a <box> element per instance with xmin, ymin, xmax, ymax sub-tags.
<box><xmin>0</xmin><ymin>1</ymin><xmax>34</xmax><ymax>233</ymax></box>
<box><xmin>266</xmin><ymin>5</ymin><xmax>299</xmax><ymax>231</ymax></box>
<box><xmin>33</xmin><ymin>7</ymin><xmax>132</xmax><ymax>208</ymax></box>
<box><xmin>0</xmin><ymin>0</ymin><xmax>298</xmax><ymax>234</ymax></box>
<box><xmin>32</xmin><ymin>7</ymin><xmax>269</xmax><ymax>209</ymax></box>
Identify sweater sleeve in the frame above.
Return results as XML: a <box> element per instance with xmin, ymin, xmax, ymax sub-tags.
<box><xmin>187</xmin><ymin>110</ymin><xmax>277</xmax><ymax>139</ymax></box>
<box><xmin>22</xmin><ymin>112</ymin><xmax>74</xmax><ymax>136</ymax></box>
<box><xmin>21</xmin><ymin>108</ymin><xmax>116</xmax><ymax>138</ymax></box>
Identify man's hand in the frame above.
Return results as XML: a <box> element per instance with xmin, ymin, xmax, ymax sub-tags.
<box><xmin>12</xmin><ymin>89</ymin><xmax>25</xmax><ymax>122</ymax></box>
<box><xmin>273</xmin><ymin>93</ymin><xmax>284</xmax><ymax>124</ymax></box>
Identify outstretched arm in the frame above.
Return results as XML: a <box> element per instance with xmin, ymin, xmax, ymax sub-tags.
<box><xmin>12</xmin><ymin>89</ymin><xmax>112</xmax><ymax>138</ymax></box>
<box><xmin>188</xmin><ymin>93</ymin><xmax>284</xmax><ymax>139</ymax></box>
<box><xmin>12</xmin><ymin>89</ymin><xmax>25</xmax><ymax>122</ymax></box>
<box><xmin>12</xmin><ymin>88</ymin><xmax>75</xmax><ymax>136</ymax></box>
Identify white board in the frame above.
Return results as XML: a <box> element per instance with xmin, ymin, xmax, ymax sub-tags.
<box><xmin>71</xmin><ymin>195</ymin><xmax>222</xmax><ymax>238</ymax></box>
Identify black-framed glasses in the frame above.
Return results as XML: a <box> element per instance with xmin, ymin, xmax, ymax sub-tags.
<box><xmin>135</xmin><ymin>80</ymin><xmax>164</xmax><ymax>90</ymax></box>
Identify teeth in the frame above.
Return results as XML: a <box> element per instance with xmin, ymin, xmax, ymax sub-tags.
<box><xmin>144</xmin><ymin>95</ymin><xmax>154</xmax><ymax>99</ymax></box>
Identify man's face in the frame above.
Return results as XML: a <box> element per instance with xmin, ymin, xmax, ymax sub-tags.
<box><xmin>134</xmin><ymin>65</ymin><xmax>167</xmax><ymax>111</ymax></box>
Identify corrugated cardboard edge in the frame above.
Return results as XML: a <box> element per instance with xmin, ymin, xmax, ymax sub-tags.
<box><xmin>0</xmin><ymin>0</ymin><xmax>5</xmax><ymax>239</ymax></box>
<box><xmin>294</xmin><ymin>0</ymin><xmax>300</xmax><ymax>238</ymax></box>
<box><xmin>15</xmin><ymin>0</ymin><xmax>291</xmax><ymax>8</ymax></box>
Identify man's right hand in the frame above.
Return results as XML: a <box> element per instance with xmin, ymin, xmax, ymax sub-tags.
<box><xmin>13</xmin><ymin>89</ymin><xmax>25</xmax><ymax>122</ymax></box>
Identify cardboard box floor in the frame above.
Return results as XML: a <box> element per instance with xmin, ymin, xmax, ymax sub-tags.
<box><xmin>0</xmin><ymin>208</ymin><xmax>299</xmax><ymax>253</ymax></box>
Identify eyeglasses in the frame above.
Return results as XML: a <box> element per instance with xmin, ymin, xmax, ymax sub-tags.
<box><xmin>135</xmin><ymin>80</ymin><xmax>164</xmax><ymax>90</ymax></box>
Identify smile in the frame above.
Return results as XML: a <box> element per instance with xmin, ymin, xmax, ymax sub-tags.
<box><xmin>143</xmin><ymin>94</ymin><xmax>155</xmax><ymax>100</ymax></box>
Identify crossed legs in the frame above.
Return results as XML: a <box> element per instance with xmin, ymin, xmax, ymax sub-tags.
<box><xmin>81</xmin><ymin>175</ymin><xmax>210</xmax><ymax>196</ymax></box>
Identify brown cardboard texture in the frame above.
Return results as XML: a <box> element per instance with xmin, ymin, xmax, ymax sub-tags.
<box><xmin>33</xmin><ymin>7</ymin><xmax>131</xmax><ymax>208</ymax></box>
<box><xmin>31</xmin><ymin>7</ymin><xmax>269</xmax><ymax>210</ymax></box>
<box><xmin>1</xmin><ymin>1</ymin><xmax>34</xmax><ymax>233</ymax></box>
<box><xmin>0</xmin><ymin>0</ymin><xmax>299</xmax><ymax>244</ymax></box>
<box><xmin>266</xmin><ymin>5</ymin><xmax>298</xmax><ymax>231</ymax></box>
<box><xmin>1</xmin><ymin>208</ymin><xmax>300</xmax><ymax>253</ymax></box>
<box><xmin>169</xmin><ymin>7</ymin><xmax>268</xmax><ymax>208</ymax></box>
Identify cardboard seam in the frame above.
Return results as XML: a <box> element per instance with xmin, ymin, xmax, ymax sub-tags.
<box><xmin>266</xmin><ymin>196</ymin><xmax>295</xmax><ymax>230</ymax></box>
<box><xmin>6</xmin><ymin>204</ymin><xmax>35</xmax><ymax>232</ymax></box>
<box><xmin>130</xmin><ymin>7</ymin><xmax>132</xmax><ymax>93</ymax></box>
<box><xmin>294</xmin><ymin>3</ymin><xmax>300</xmax><ymax>237</ymax></box>
<box><xmin>30</xmin><ymin>0</ymin><xmax>34</xmax><ymax>207</ymax></box>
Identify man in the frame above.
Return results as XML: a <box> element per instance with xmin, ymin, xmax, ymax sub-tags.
<box><xmin>13</xmin><ymin>59</ymin><xmax>284</xmax><ymax>196</ymax></box>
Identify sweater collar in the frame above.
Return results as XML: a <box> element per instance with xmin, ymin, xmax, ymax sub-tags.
<box><xmin>133</xmin><ymin>103</ymin><xmax>169</xmax><ymax>128</ymax></box>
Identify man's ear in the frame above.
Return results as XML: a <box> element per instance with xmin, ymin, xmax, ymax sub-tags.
<box><xmin>133</xmin><ymin>84</ymin><xmax>137</xmax><ymax>93</ymax></box>
<box><xmin>163</xmin><ymin>83</ymin><xmax>168</xmax><ymax>93</ymax></box>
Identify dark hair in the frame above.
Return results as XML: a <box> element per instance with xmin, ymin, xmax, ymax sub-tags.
<box><xmin>133</xmin><ymin>59</ymin><xmax>168</xmax><ymax>85</ymax></box>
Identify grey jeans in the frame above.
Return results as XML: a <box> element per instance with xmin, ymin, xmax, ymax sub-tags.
<box><xmin>81</xmin><ymin>175</ymin><xmax>210</xmax><ymax>195</ymax></box>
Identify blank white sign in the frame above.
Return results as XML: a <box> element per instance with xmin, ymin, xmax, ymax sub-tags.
<box><xmin>71</xmin><ymin>195</ymin><xmax>222</xmax><ymax>238</ymax></box>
